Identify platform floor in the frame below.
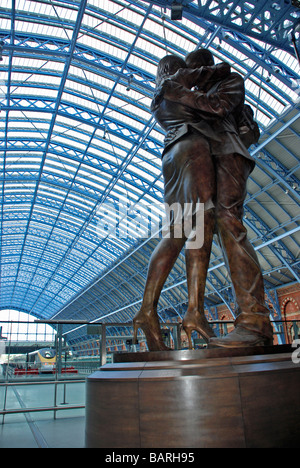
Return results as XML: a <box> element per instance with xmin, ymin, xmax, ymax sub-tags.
<box><xmin>0</xmin><ymin>414</ymin><xmax>85</xmax><ymax>448</ymax></box>
<box><xmin>0</xmin><ymin>380</ymin><xmax>85</xmax><ymax>448</ymax></box>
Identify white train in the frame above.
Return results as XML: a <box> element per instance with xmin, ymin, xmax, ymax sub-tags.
<box><xmin>27</xmin><ymin>348</ymin><xmax>56</xmax><ymax>373</ymax></box>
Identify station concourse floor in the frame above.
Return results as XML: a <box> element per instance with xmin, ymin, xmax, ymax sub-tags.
<box><xmin>0</xmin><ymin>412</ymin><xmax>85</xmax><ymax>448</ymax></box>
<box><xmin>0</xmin><ymin>377</ymin><xmax>86</xmax><ymax>448</ymax></box>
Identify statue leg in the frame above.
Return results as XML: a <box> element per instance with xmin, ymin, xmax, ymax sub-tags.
<box><xmin>178</xmin><ymin>135</ymin><xmax>217</xmax><ymax>347</ymax></box>
<box><xmin>183</xmin><ymin>208</ymin><xmax>216</xmax><ymax>348</ymax></box>
<box><xmin>133</xmin><ymin>233</ymin><xmax>186</xmax><ymax>351</ymax></box>
<box><xmin>210</xmin><ymin>153</ymin><xmax>273</xmax><ymax>347</ymax></box>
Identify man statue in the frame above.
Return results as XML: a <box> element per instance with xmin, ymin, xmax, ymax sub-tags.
<box><xmin>133</xmin><ymin>49</ymin><xmax>273</xmax><ymax>350</ymax></box>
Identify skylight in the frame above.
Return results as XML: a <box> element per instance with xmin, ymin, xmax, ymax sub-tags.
<box><xmin>0</xmin><ymin>0</ymin><xmax>298</xmax><ymax>321</ymax></box>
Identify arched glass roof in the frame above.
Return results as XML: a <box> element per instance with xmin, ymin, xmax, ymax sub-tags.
<box><xmin>0</xmin><ymin>0</ymin><xmax>299</xmax><ymax>339</ymax></box>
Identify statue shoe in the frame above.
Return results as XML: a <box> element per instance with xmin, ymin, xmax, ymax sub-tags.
<box><xmin>133</xmin><ymin>312</ymin><xmax>171</xmax><ymax>352</ymax></box>
<box><xmin>183</xmin><ymin>311</ymin><xmax>216</xmax><ymax>349</ymax></box>
<box><xmin>209</xmin><ymin>326</ymin><xmax>273</xmax><ymax>348</ymax></box>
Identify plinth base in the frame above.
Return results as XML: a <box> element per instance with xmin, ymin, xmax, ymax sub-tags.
<box><xmin>85</xmin><ymin>346</ymin><xmax>300</xmax><ymax>448</ymax></box>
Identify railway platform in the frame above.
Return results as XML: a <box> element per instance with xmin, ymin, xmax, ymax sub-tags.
<box><xmin>0</xmin><ymin>413</ymin><xmax>85</xmax><ymax>448</ymax></box>
<box><xmin>0</xmin><ymin>376</ymin><xmax>85</xmax><ymax>448</ymax></box>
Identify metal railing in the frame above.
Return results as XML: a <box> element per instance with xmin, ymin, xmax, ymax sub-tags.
<box><xmin>93</xmin><ymin>319</ymin><xmax>300</xmax><ymax>365</ymax></box>
<box><xmin>0</xmin><ymin>378</ymin><xmax>85</xmax><ymax>424</ymax></box>
<box><xmin>0</xmin><ymin>318</ymin><xmax>299</xmax><ymax>423</ymax></box>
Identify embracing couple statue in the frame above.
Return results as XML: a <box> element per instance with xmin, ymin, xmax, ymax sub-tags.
<box><xmin>133</xmin><ymin>49</ymin><xmax>273</xmax><ymax>351</ymax></box>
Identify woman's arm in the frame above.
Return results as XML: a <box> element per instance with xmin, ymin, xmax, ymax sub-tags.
<box><xmin>161</xmin><ymin>72</ymin><xmax>245</xmax><ymax>118</ymax></box>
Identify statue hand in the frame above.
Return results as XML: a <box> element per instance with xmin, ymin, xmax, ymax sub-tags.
<box><xmin>161</xmin><ymin>79</ymin><xmax>187</xmax><ymax>101</ymax></box>
<box><xmin>170</xmin><ymin>68</ymin><xmax>188</xmax><ymax>85</ymax></box>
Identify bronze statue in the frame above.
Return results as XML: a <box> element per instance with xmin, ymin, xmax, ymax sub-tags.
<box><xmin>133</xmin><ymin>49</ymin><xmax>273</xmax><ymax>350</ymax></box>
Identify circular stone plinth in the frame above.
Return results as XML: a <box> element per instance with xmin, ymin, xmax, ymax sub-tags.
<box><xmin>86</xmin><ymin>346</ymin><xmax>300</xmax><ymax>448</ymax></box>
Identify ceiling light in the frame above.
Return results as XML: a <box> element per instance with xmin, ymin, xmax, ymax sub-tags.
<box><xmin>171</xmin><ymin>2</ymin><xmax>183</xmax><ymax>21</ymax></box>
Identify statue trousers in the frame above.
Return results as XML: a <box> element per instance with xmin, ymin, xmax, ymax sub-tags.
<box><xmin>214</xmin><ymin>152</ymin><xmax>273</xmax><ymax>339</ymax></box>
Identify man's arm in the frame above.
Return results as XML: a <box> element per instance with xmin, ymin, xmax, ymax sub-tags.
<box><xmin>151</xmin><ymin>67</ymin><xmax>206</xmax><ymax>110</ymax></box>
<box><xmin>171</xmin><ymin>62</ymin><xmax>231</xmax><ymax>90</ymax></box>
<box><xmin>161</xmin><ymin>72</ymin><xmax>245</xmax><ymax>118</ymax></box>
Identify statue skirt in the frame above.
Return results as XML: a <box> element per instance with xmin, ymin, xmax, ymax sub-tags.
<box><xmin>162</xmin><ymin>132</ymin><xmax>216</xmax><ymax>224</ymax></box>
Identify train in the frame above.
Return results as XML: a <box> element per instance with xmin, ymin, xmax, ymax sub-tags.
<box><xmin>8</xmin><ymin>347</ymin><xmax>78</xmax><ymax>376</ymax></box>
<box><xmin>27</xmin><ymin>348</ymin><xmax>56</xmax><ymax>373</ymax></box>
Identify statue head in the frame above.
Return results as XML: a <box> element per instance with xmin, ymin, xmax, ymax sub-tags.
<box><xmin>156</xmin><ymin>54</ymin><xmax>186</xmax><ymax>86</ymax></box>
<box><xmin>185</xmin><ymin>49</ymin><xmax>215</xmax><ymax>68</ymax></box>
